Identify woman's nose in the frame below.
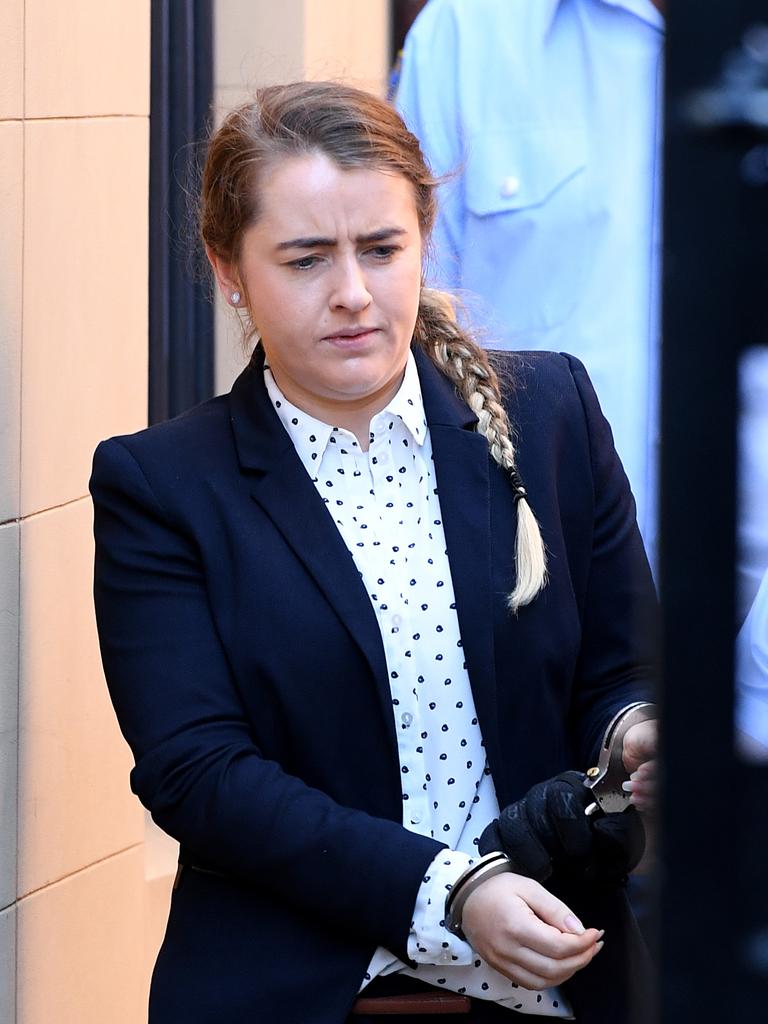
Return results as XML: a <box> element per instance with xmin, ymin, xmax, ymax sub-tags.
<box><xmin>330</xmin><ymin>258</ymin><xmax>372</xmax><ymax>313</ymax></box>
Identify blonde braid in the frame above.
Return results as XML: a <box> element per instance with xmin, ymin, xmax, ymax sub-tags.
<box><xmin>414</xmin><ymin>289</ymin><xmax>548</xmax><ymax>612</ymax></box>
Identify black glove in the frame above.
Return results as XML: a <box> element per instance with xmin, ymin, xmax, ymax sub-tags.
<box><xmin>478</xmin><ymin>771</ymin><xmax>645</xmax><ymax>885</ymax></box>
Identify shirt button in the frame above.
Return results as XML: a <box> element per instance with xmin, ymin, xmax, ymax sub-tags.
<box><xmin>500</xmin><ymin>175</ymin><xmax>521</xmax><ymax>198</ymax></box>
<box><xmin>401</xmin><ymin>711</ymin><xmax>413</xmax><ymax>727</ymax></box>
<box><xmin>410</xmin><ymin>812</ymin><xmax>422</xmax><ymax>825</ymax></box>
<box><xmin>392</xmin><ymin>614</ymin><xmax>402</xmax><ymax>628</ymax></box>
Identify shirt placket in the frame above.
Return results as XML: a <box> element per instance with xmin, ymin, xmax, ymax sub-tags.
<box><xmin>367</xmin><ymin>419</ymin><xmax>431</xmax><ymax>836</ymax></box>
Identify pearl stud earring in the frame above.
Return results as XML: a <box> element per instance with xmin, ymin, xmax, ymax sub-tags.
<box><xmin>231</xmin><ymin>290</ymin><xmax>241</xmax><ymax>305</ymax></box>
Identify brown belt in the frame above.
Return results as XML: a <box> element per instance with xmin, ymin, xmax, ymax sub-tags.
<box><xmin>350</xmin><ymin>992</ymin><xmax>472</xmax><ymax>1015</ymax></box>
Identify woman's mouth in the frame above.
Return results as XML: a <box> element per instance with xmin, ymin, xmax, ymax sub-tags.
<box><xmin>322</xmin><ymin>327</ymin><xmax>381</xmax><ymax>346</ymax></box>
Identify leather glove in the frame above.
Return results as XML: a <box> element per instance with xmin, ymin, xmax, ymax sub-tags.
<box><xmin>478</xmin><ymin>771</ymin><xmax>645</xmax><ymax>885</ymax></box>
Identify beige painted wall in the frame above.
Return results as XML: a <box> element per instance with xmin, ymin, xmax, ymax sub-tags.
<box><xmin>0</xmin><ymin>3</ymin><xmax>151</xmax><ymax>1022</ymax></box>
<box><xmin>213</xmin><ymin>0</ymin><xmax>392</xmax><ymax>395</ymax></box>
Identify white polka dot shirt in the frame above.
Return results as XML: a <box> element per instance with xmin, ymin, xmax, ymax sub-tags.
<box><xmin>264</xmin><ymin>354</ymin><xmax>571</xmax><ymax>1017</ymax></box>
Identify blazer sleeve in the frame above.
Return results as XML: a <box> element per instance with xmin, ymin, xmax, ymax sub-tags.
<box><xmin>563</xmin><ymin>354</ymin><xmax>658</xmax><ymax>767</ymax></box>
<box><xmin>90</xmin><ymin>437</ymin><xmax>444</xmax><ymax>960</ymax></box>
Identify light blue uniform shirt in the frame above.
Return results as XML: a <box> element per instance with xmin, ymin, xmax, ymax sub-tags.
<box><xmin>737</xmin><ymin>566</ymin><xmax>768</xmax><ymax>753</ymax></box>
<box><xmin>738</xmin><ymin>347</ymin><xmax>768</xmax><ymax>623</ymax></box>
<box><xmin>736</xmin><ymin>348</ymin><xmax>768</xmax><ymax>750</ymax></box>
<box><xmin>396</xmin><ymin>0</ymin><xmax>664</xmax><ymax>564</ymax></box>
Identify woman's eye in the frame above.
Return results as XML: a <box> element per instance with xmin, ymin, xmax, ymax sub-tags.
<box><xmin>368</xmin><ymin>245</ymin><xmax>398</xmax><ymax>260</ymax></box>
<box><xmin>288</xmin><ymin>255</ymin><xmax>321</xmax><ymax>271</ymax></box>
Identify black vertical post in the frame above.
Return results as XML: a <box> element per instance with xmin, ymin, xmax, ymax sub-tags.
<box><xmin>149</xmin><ymin>0</ymin><xmax>214</xmax><ymax>424</ymax></box>
<box><xmin>660</xmin><ymin>1</ymin><xmax>768</xmax><ymax>1018</ymax></box>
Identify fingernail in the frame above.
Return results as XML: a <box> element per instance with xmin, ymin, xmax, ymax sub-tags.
<box><xmin>595</xmin><ymin>941</ymin><xmax>605</xmax><ymax>953</ymax></box>
<box><xmin>622</xmin><ymin>781</ymin><xmax>634</xmax><ymax>793</ymax></box>
<box><xmin>564</xmin><ymin>914</ymin><xmax>585</xmax><ymax>935</ymax></box>
<box><xmin>596</xmin><ymin>929</ymin><xmax>605</xmax><ymax>939</ymax></box>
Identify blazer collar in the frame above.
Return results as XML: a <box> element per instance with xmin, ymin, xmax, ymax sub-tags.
<box><xmin>411</xmin><ymin>344</ymin><xmax>478</xmax><ymax>430</ymax></box>
<box><xmin>228</xmin><ymin>343</ymin><xmax>478</xmax><ymax>471</ymax></box>
<box><xmin>229</xmin><ymin>345</ymin><xmax>294</xmax><ymax>473</ymax></box>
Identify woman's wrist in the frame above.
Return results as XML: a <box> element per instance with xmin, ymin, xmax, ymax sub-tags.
<box><xmin>444</xmin><ymin>851</ymin><xmax>513</xmax><ymax>940</ymax></box>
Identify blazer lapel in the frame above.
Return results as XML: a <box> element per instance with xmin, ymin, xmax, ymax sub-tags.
<box><xmin>228</xmin><ymin>351</ymin><xmax>396</xmax><ymax>756</ymax></box>
<box><xmin>415</xmin><ymin>348</ymin><xmax>505</xmax><ymax>775</ymax></box>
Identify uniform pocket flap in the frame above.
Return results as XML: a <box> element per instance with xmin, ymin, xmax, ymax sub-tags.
<box><xmin>465</xmin><ymin>126</ymin><xmax>587</xmax><ymax>216</ymax></box>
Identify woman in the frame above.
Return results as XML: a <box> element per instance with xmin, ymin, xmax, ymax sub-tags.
<box><xmin>90</xmin><ymin>82</ymin><xmax>657</xmax><ymax>1023</ymax></box>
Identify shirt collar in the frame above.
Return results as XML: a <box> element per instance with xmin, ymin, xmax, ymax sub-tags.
<box><xmin>600</xmin><ymin>0</ymin><xmax>664</xmax><ymax>29</ymax></box>
<box><xmin>373</xmin><ymin>350</ymin><xmax>428</xmax><ymax>448</ymax></box>
<box><xmin>264</xmin><ymin>350</ymin><xmax>428</xmax><ymax>478</ymax></box>
<box><xmin>543</xmin><ymin>0</ymin><xmax>664</xmax><ymax>35</ymax></box>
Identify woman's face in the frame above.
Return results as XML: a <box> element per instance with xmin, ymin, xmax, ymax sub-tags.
<box><xmin>217</xmin><ymin>152</ymin><xmax>423</xmax><ymax>426</ymax></box>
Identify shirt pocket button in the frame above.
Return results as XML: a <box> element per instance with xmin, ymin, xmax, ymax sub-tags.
<box><xmin>499</xmin><ymin>175</ymin><xmax>521</xmax><ymax>198</ymax></box>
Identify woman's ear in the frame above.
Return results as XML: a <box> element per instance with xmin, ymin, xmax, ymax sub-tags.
<box><xmin>205</xmin><ymin>244</ymin><xmax>241</xmax><ymax>305</ymax></box>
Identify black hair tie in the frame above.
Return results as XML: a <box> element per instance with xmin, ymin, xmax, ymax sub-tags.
<box><xmin>508</xmin><ymin>468</ymin><xmax>527</xmax><ymax>503</ymax></box>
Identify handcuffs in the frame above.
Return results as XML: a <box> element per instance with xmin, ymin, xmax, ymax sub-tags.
<box><xmin>445</xmin><ymin>702</ymin><xmax>656</xmax><ymax>937</ymax></box>
<box><xmin>583</xmin><ymin>701</ymin><xmax>656</xmax><ymax>816</ymax></box>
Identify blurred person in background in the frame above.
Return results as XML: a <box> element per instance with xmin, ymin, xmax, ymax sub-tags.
<box><xmin>737</xmin><ymin>565</ymin><xmax>768</xmax><ymax>762</ymax></box>
<box><xmin>736</xmin><ymin>347</ymin><xmax>768</xmax><ymax>761</ymax></box>
<box><xmin>737</xmin><ymin>347</ymin><xmax>768</xmax><ymax>625</ymax></box>
<box><xmin>395</xmin><ymin>0</ymin><xmax>664</xmax><ymax>571</ymax></box>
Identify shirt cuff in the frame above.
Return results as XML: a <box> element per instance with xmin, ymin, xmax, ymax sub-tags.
<box><xmin>407</xmin><ymin>849</ymin><xmax>476</xmax><ymax>965</ymax></box>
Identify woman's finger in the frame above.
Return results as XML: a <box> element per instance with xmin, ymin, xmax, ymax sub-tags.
<box><xmin>632</xmin><ymin>758</ymin><xmax>657</xmax><ymax>781</ymax></box>
<box><xmin>622</xmin><ymin>719</ymin><xmax>658</xmax><ymax>774</ymax></box>
<box><xmin>461</xmin><ymin>874</ymin><xmax>601</xmax><ymax>978</ymax></box>
<box><xmin>507</xmin><ymin>907</ymin><xmax>603</xmax><ymax>961</ymax></box>
<box><xmin>623</xmin><ymin>758</ymin><xmax>657</xmax><ymax>810</ymax></box>
<box><xmin>502</xmin><ymin>938</ymin><xmax>605</xmax><ymax>987</ymax></box>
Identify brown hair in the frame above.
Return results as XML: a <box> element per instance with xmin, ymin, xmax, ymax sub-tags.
<box><xmin>201</xmin><ymin>81</ymin><xmax>437</xmax><ymax>264</ymax></box>
<box><xmin>200</xmin><ymin>82</ymin><xmax>546</xmax><ymax>610</ymax></box>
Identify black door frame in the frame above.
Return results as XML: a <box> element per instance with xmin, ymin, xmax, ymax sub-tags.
<box><xmin>149</xmin><ymin>0</ymin><xmax>214</xmax><ymax>424</ymax></box>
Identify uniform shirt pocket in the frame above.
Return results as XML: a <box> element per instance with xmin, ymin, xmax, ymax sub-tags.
<box><xmin>462</xmin><ymin>125</ymin><xmax>588</xmax><ymax>338</ymax></box>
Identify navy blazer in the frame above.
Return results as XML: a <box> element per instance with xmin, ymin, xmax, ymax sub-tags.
<box><xmin>90</xmin><ymin>347</ymin><xmax>656</xmax><ymax>1023</ymax></box>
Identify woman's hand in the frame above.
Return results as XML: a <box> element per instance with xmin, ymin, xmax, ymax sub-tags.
<box><xmin>479</xmin><ymin>771</ymin><xmax>645</xmax><ymax>884</ymax></box>
<box><xmin>461</xmin><ymin>872</ymin><xmax>604</xmax><ymax>990</ymax></box>
<box><xmin>622</xmin><ymin>719</ymin><xmax>657</xmax><ymax>813</ymax></box>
